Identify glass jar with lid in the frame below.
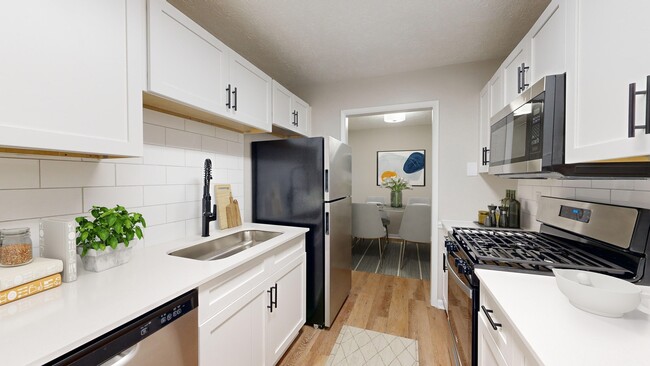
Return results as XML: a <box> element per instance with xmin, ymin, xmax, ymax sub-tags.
<box><xmin>0</xmin><ymin>228</ymin><xmax>33</xmax><ymax>267</ymax></box>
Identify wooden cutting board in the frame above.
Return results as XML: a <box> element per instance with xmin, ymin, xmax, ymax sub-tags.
<box><xmin>215</xmin><ymin>184</ymin><xmax>242</xmax><ymax>229</ymax></box>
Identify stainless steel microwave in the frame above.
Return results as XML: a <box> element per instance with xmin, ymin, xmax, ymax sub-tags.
<box><xmin>489</xmin><ymin>74</ymin><xmax>565</xmax><ymax>178</ymax></box>
<box><xmin>488</xmin><ymin>73</ymin><xmax>650</xmax><ymax>178</ymax></box>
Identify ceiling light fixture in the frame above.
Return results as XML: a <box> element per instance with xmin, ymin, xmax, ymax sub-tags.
<box><xmin>384</xmin><ymin>113</ymin><xmax>406</xmax><ymax>123</ymax></box>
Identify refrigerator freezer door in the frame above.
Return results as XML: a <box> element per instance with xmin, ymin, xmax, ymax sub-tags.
<box><xmin>325</xmin><ymin>197</ymin><xmax>352</xmax><ymax>327</ymax></box>
<box><xmin>325</xmin><ymin>137</ymin><xmax>352</xmax><ymax>201</ymax></box>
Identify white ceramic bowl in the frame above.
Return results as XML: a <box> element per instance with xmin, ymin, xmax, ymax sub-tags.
<box><xmin>553</xmin><ymin>268</ymin><xmax>649</xmax><ymax>317</ymax></box>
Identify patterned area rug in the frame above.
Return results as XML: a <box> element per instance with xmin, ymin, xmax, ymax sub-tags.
<box><xmin>326</xmin><ymin>325</ymin><xmax>419</xmax><ymax>366</ymax></box>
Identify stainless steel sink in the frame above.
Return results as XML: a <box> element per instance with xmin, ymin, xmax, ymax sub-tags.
<box><xmin>169</xmin><ymin>230</ymin><xmax>282</xmax><ymax>261</ymax></box>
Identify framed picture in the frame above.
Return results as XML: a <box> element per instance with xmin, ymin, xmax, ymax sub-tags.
<box><xmin>377</xmin><ymin>150</ymin><xmax>426</xmax><ymax>186</ymax></box>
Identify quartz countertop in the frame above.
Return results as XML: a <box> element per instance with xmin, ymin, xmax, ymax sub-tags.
<box><xmin>0</xmin><ymin>223</ymin><xmax>308</xmax><ymax>366</ymax></box>
<box><xmin>476</xmin><ymin>269</ymin><xmax>650</xmax><ymax>366</ymax></box>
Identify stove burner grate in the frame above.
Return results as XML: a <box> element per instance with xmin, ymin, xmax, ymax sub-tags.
<box><xmin>452</xmin><ymin>227</ymin><xmax>632</xmax><ymax>276</ymax></box>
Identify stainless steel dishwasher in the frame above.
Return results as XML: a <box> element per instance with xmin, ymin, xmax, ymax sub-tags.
<box><xmin>46</xmin><ymin>289</ymin><xmax>198</xmax><ymax>366</ymax></box>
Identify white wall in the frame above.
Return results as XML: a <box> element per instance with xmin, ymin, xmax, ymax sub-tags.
<box><xmin>349</xmin><ymin>124</ymin><xmax>432</xmax><ymax>204</ymax></box>
<box><xmin>295</xmin><ymin>59</ymin><xmax>517</xmax><ymax>221</ymax></box>
<box><xmin>518</xmin><ymin>178</ymin><xmax>650</xmax><ymax>230</ymax></box>
<box><xmin>0</xmin><ymin>109</ymin><xmax>245</xmax><ymax>255</ymax></box>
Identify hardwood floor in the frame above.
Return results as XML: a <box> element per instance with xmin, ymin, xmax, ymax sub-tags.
<box><xmin>277</xmin><ymin>271</ymin><xmax>454</xmax><ymax>366</ymax></box>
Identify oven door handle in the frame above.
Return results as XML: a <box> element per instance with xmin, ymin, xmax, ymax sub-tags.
<box><xmin>447</xmin><ymin>256</ymin><xmax>472</xmax><ymax>296</ymax></box>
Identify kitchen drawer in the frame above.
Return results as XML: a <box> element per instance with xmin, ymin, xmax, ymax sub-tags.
<box><xmin>264</xmin><ymin>236</ymin><xmax>305</xmax><ymax>274</ymax></box>
<box><xmin>198</xmin><ymin>256</ymin><xmax>266</xmax><ymax>325</ymax></box>
<box><xmin>480</xmin><ymin>287</ymin><xmax>513</xmax><ymax>361</ymax></box>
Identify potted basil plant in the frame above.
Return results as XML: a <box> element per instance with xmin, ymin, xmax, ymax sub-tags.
<box><xmin>75</xmin><ymin>205</ymin><xmax>146</xmax><ymax>272</ymax></box>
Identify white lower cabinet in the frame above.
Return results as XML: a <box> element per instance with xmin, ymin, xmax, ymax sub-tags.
<box><xmin>198</xmin><ymin>236</ymin><xmax>306</xmax><ymax>366</ymax></box>
<box><xmin>478</xmin><ymin>284</ymin><xmax>539</xmax><ymax>366</ymax></box>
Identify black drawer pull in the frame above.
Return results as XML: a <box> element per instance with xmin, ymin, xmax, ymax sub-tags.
<box><xmin>628</xmin><ymin>75</ymin><xmax>650</xmax><ymax>137</ymax></box>
<box><xmin>481</xmin><ymin>305</ymin><xmax>502</xmax><ymax>330</ymax></box>
<box><xmin>481</xmin><ymin>147</ymin><xmax>490</xmax><ymax>166</ymax></box>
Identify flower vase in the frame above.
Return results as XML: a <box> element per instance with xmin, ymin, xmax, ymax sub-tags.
<box><xmin>390</xmin><ymin>191</ymin><xmax>402</xmax><ymax>208</ymax></box>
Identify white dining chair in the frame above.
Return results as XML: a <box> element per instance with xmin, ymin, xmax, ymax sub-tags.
<box><xmin>365</xmin><ymin>196</ymin><xmax>390</xmax><ymax>228</ymax></box>
<box><xmin>397</xmin><ymin>204</ymin><xmax>431</xmax><ymax>268</ymax></box>
<box><xmin>352</xmin><ymin>203</ymin><xmax>388</xmax><ymax>265</ymax></box>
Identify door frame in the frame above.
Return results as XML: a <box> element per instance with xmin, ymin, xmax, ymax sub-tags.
<box><xmin>341</xmin><ymin>101</ymin><xmax>442</xmax><ymax>309</ymax></box>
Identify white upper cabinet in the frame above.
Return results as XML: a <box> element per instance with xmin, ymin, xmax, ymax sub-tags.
<box><xmin>564</xmin><ymin>0</ymin><xmax>650</xmax><ymax>163</ymax></box>
<box><xmin>148</xmin><ymin>0</ymin><xmax>229</xmax><ymax>117</ymax></box>
<box><xmin>228</xmin><ymin>51</ymin><xmax>273</xmax><ymax>132</ymax></box>
<box><xmin>147</xmin><ymin>0</ymin><xmax>271</xmax><ymax>133</ymax></box>
<box><xmin>272</xmin><ymin>81</ymin><xmax>311</xmax><ymax>136</ymax></box>
<box><xmin>489</xmin><ymin>73</ymin><xmax>505</xmax><ymax>119</ymax></box>
<box><xmin>478</xmin><ymin>83</ymin><xmax>491</xmax><ymax>173</ymax></box>
<box><xmin>502</xmin><ymin>41</ymin><xmax>531</xmax><ymax>106</ymax></box>
<box><xmin>0</xmin><ymin>0</ymin><xmax>145</xmax><ymax>157</ymax></box>
<box><xmin>529</xmin><ymin>1</ymin><xmax>566</xmax><ymax>83</ymax></box>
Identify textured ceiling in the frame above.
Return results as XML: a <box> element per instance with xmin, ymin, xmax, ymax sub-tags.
<box><xmin>169</xmin><ymin>0</ymin><xmax>550</xmax><ymax>90</ymax></box>
<box><xmin>349</xmin><ymin>111</ymin><xmax>432</xmax><ymax>131</ymax></box>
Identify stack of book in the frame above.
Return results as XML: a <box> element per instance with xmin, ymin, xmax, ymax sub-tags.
<box><xmin>0</xmin><ymin>257</ymin><xmax>63</xmax><ymax>305</ymax></box>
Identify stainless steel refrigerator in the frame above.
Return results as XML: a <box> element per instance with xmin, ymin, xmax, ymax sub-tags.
<box><xmin>252</xmin><ymin>137</ymin><xmax>351</xmax><ymax>327</ymax></box>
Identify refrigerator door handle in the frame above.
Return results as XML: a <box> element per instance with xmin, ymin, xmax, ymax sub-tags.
<box><xmin>325</xmin><ymin>212</ymin><xmax>330</xmax><ymax>235</ymax></box>
<box><xmin>325</xmin><ymin>169</ymin><xmax>329</xmax><ymax>193</ymax></box>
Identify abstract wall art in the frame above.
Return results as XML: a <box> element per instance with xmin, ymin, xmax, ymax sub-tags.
<box><xmin>376</xmin><ymin>150</ymin><xmax>425</xmax><ymax>186</ymax></box>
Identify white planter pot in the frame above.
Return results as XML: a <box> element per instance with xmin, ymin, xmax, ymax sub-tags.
<box><xmin>78</xmin><ymin>242</ymin><xmax>134</xmax><ymax>272</ymax></box>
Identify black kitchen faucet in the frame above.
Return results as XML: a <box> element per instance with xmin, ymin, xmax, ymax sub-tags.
<box><xmin>202</xmin><ymin>159</ymin><xmax>217</xmax><ymax>237</ymax></box>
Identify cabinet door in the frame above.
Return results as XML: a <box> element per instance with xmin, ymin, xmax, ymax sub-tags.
<box><xmin>148</xmin><ymin>0</ymin><xmax>229</xmax><ymax>117</ymax></box>
<box><xmin>266</xmin><ymin>254</ymin><xmax>306</xmax><ymax>365</ymax></box>
<box><xmin>503</xmin><ymin>42</ymin><xmax>531</xmax><ymax>105</ymax></box>
<box><xmin>529</xmin><ymin>1</ymin><xmax>566</xmax><ymax>83</ymax></box>
<box><xmin>478</xmin><ymin>312</ymin><xmax>508</xmax><ymax>366</ymax></box>
<box><xmin>489</xmin><ymin>73</ymin><xmax>505</xmax><ymax>119</ymax></box>
<box><xmin>478</xmin><ymin>83</ymin><xmax>491</xmax><ymax>173</ymax></box>
<box><xmin>565</xmin><ymin>0</ymin><xmax>650</xmax><ymax>163</ymax></box>
<box><xmin>272</xmin><ymin>81</ymin><xmax>293</xmax><ymax>131</ymax></box>
<box><xmin>199</xmin><ymin>290</ymin><xmax>265</xmax><ymax>366</ymax></box>
<box><xmin>229</xmin><ymin>51</ymin><xmax>272</xmax><ymax>131</ymax></box>
<box><xmin>292</xmin><ymin>95</ymin><xmax>310</xmax><ymax>136</ymax></box>
<box><xmin>0</xmin><ymin>0</ymin><xmax>144</xmax><ymax>157</ymax></box>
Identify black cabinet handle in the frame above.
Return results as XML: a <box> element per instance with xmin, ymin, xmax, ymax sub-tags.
<box><xmin>226</xmin><ymin>84</ymin><xmax>231</xmax><ymax>109</ymax></box>
<box><xmin>273</xmin><ymin>283</ymin><xmax>278</xmax><ymax>309</ymax></box>
<box><xmin>267</xmin><ymin>283</ymin><xmax>278</xmax><ymax>312</ymax></box>
<box><xmin>517</xmin><ymin>65</ymin><xmax>522</xmax><ymax>92</ymax></box>
<box><xmin>520</xmin><ymin>63</ymin><xmax>529</xmax><ymax>92</ymax></box>
<box><xmin>442</xmin><ymin>253</ymin><xmax>447</xmax><ymax>272</ymax></box>
<box><xmin>295</xmin><ymin>111</ymin><xmax>299</xmax><ymax>126</ymax></box>
<box><xmin>267</xmin><ymin>285</ymin><xmax>274</xmax><ymax>312</ymax></box>
<box><xmin>628</xmin><ymin>76</ymin><xmax>650</xmax><ymax>137</ymax></box>
<box><xmin>481</xmin><ymin>305</ymin><xmax>502</xmax><ymax>330</ymax></box>
<box><xmin>232</xmin><ymin>87</ymin><xmax>238</xmax><ymax>111</ymax></box>
<box><xmin>481</xmin><ymin>147</ymin><xmax>490</xmax><ymax>166</ymax></box>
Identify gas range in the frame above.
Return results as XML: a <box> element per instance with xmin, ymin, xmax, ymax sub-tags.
<box><xmin>445</xmin><ymin>196</ymin><xmax>650</xmax><ymax>366</ymax></box>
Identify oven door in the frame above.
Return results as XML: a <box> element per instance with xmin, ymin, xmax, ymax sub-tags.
<box><xmin>446</xmin><ymin>252</ymin><xmax>477</xmax><ymax>366</ymax></box>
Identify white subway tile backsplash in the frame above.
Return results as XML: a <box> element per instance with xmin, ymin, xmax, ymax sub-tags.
<box><xmin>215</xmin><ymin>126</ymin><xmax>241</xmax><ymax>142</ymax></box>
<box><xmin>144</xmin><ymin>221</ymin><xmax>185</xmax><ymax>247</ymax></box>
<box><xmin>128</xmin><ymin>205</ymin><xmax>167</xmax><ymax>227</ymax></box>
<box><xmin>167</xmin><ymin>166</ymin><xmax>202</xmax><ymax>185</ymax></box>
<box><xmin>633</xmin><ymin>179</ymin><xmax>650</xmax><ymax>191</ymax></box>
<box><xmin>144</xmin><ymin>185</ymin><xmax>185</xmax><ymax>206</ymax></box>
<box><xmin>550</xmin><ymin>187</ymin><xmax>575</xmax><ymax>199</ymax></box>
<box><xmin>143</xmin><ymin>145</ymin><xmax>185</xmax><ymax>166</ymax></box>
<box><xmin>611</xmin><ymin>190</ymin><xmax>650</xmax><ymax>209</ymax></box>
<box><xmin>201</xmin><ymin>136</ymin><xmax>228</xmax><ymax>154</ymax></box>
<box><xmin>41</xmin><ymin>161</ymin><xmax>115</xmax><ymax>188</ymax></box>
<box><xmin>83</xmin><ymin>187</ymin><xmax>143</xmax><ymax>211</ymax></box>
<box><xmin>575</xmin><ymin>188</ymin><xmax>610</xmax><ymax>203</ymax></box>
<box><xmin>562</xmin><ymin>180</ymin><xmax>591</xmax><ymax>188</ymax></box>
<box><xmin>166</xmin><ymin>201</ymin><xmax>200</xmax><ymax>222</ymax></box>
<box><xmin>1</xmin><ymin>110</ymin><xmax>245</xmax><ymax>249</ymax></box>
<box><xmin>590</xmin><ymin>180</ymin><xmax>636</xmax><ymax>190</ymax></box>
<box><xmin>116</xmin><ymin>164</ymin><xmax>166</xmax><ymax>186</ymax></box>
<box><xmin>166</xmin><ymin>129</ymin><xmax>201</xmax><ymax>150</ymax></box>
<box><xmin>0</xmin><ymin>158</ymin><xmax>39</xmax><ymax>189</ymax></box>
<box><xmin>185</xmin><ymin>119</ymin><xmax>216</xmax><ymax>136</ymax></box>
<box><xmin>185</xmin><ymin>150</ymin><xmax>215</xmax><ymax>168</ymax></box>
<box><xmin>143</xmin><ymin>123</ymin><xmax>166</xmax><ymax>146</ymax></box>
<box><xmin>143</xmin><ymin>108</ymin><xmax>184</xmax><ymax>130</ymax></box>
<box><xmin>0</xmin><ymin>189</ymin><xmax>82</xmax><ymax>221</ymax></box>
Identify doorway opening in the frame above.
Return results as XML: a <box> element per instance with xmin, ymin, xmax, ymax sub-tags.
<box><xmin>342</xmin><ymin>101</ymin><xmax>441</xmax><ymax>307</ymax></box>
